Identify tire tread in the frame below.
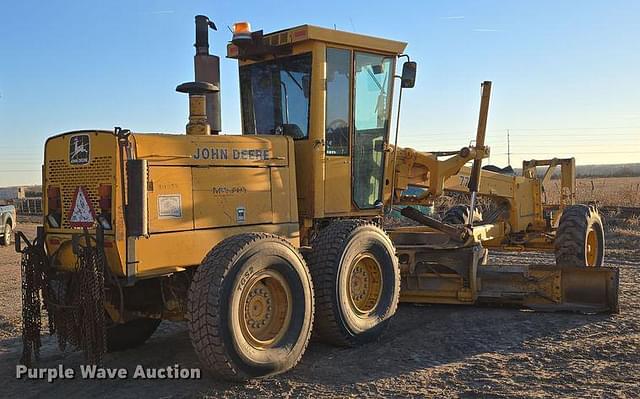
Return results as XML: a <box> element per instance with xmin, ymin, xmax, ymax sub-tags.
<box><xmin>306</xmin><ymin>220</ymin><xmax>400</xmax><ymax>347</ymax></box>
<box><xmin>187</xmin><ymin>233</ymin><xmax>313</xmax><ymax>381</ymax></box>
<box><xmin>554</xmin><ymin>204</ymin><xmax>604</xmax><ymax>267</ymax></box>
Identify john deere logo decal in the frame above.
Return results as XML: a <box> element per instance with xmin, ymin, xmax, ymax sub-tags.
<box><xmin>69</xmin><ymin>134</ymin><xmax>90</xmax><ymax>165</ymax></box>
<box><xmin>67</xmin><ymin>186</ymin><xmax>96</xmax><ymax>227</ymax></box>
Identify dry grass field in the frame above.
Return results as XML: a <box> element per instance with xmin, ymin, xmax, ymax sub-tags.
<box><xmin>544</xmin><ymin>176</ymin><xmax>640</xmax><ymax>207</ymax></box>
<box><xmin>544</xmin><ymin>176</ymin><xmax>640</xmax><ymax>252</ymax></box>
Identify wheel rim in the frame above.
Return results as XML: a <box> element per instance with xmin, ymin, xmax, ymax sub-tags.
<box><xmin>586</xmin><ymin>226</ymin><xmax>599</xmax><ymax>266</ymax></box>
<box><xmin>239</xmin><ymin>269</ymin><xmax>292</xmax><ymax>349</ymax></box>
<box><xmin>5</xmin><ymin>226</ymin><xmax>10</xmax><ymax>244</ymax></box>
<box><xmin>347</xmin><ymin>253</ymin><xmax>383</xmax><ymax>316</ymax></box>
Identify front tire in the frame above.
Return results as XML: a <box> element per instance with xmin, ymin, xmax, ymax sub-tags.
<box><xmin>187</xmin><ymin>233</ymin><xmax>314</xmax><ymax>381</ymax></box>
<box><xmin>555</xmin><ymin>204</ymin><xmax>605</xmax><ymax>267</ymax></box>
<box><xmin>1</xmin><ymin>223</ymin><xmax>11</xmax><ymax>246</ymax></box>
<box><xmin>307</xmin><ymin>220</ymin><xmax>400</xmax><ymax>347</ymax></box>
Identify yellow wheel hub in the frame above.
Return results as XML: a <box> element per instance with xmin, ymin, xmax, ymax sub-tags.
<box><xmin>586</xmin><ymin>226</ymin><xmax>599</xmax><ymax>266</ymax></box>
<box><xmin>347</xmin><ymin>254</ymin><xmax>383</xmax><ymax>315</ymax></box>
<box><xmin>239</xmin><ymin>270</ymin><xmax>292</xmax><ymax>349</ymax></box>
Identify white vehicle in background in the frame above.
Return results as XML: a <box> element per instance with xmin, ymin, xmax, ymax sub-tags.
<box><xmin>0</xmin><ymin>205</ymin><xmax>16</xmax><ymax>246</ymax></box>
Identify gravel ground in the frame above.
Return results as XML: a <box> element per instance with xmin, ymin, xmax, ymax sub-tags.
<box><xmin>0</xmin><ymin>224</ymin><xmax>638</xmax><ymax>398</ymax></box>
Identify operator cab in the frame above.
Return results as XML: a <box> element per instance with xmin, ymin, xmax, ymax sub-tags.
<box><xmin>227</xmin><ymin>23</ymin><xmax>411</xmax><ymax>222</ymax></box>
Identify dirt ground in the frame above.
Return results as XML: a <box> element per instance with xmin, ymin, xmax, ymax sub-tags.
<box><xmin>1</xmin><ymin>223</ymin><xmax>638</xmax><ymax>398</ymax></box>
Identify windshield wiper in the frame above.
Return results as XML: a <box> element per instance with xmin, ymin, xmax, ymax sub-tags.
<box><xmin>280</xmin><ymin>81</ymin><xmax>290</xmax><ymax>123</ymax></box>
<box><xmin>283</xmin><ymin>69</ymin><xmax>304</xmax><ymax>92</ymax></box>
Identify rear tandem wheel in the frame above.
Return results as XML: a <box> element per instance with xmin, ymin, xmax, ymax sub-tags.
<box><xmin>106</xmin><ymin>318</ymin><xmax>161</xmax><ymax>351</ymax></box>
<box><xmin>306</xmin><ymin>220</ymin><xmax>400</xmax><ymax>347</ymax></box>
<box><xmin>187</xmin><ymin>233</ymin><xmax>314</xmax><ymax>381</ymax></box>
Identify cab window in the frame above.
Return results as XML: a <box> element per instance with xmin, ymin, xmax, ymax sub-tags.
<box><xmin>325</xmin><ymin>48</ymin><xmax>351</xmax><ymax>155</ymax></box>
<box><xmin>239</xmin><ymin>53</ymin><xmax>312</xmax><ymax>139</ymax></box>
<box><xmin>352</xmin><ymin>51</ymin><xmax>393</xmax><ymax>209</ymax></box>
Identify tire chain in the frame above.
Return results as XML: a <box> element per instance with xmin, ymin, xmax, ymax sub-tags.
<box><xmin>20</xmin><ymin>244</ymin><xmax>50</xmax><ymax>365</ymax></box>
<box><xmin>72</xmin><ymin>244</ymin><xmax>107</xmax><ymax>364</ymax></box>
<box><xmin>20</xmin><ymin>241</ymin><xmax>107</xmax><ymax>366</ymax></box>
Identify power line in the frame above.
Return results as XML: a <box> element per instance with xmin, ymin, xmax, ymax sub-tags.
<box><xmin>501</xmin><ymin>126</ymin><xmax>640</xmax><ymax>131</ymax></box>
<box><xmin>404</xmin><ymin>132</ymin><xmax>638</xmax><ymax>140</ymax></box>
<box><xmin>496</xmin><ymin>151</ymin><xmax>637</xmax><ymax>155</ymax></box>
<box><xmin>412</xmin><ymin>126</ymin><xmax>640</xmax><ymax>133</ymax></box>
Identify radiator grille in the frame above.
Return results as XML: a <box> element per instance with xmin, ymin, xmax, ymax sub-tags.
<box><xmin>47</xmin><ymin>156</ymin><xmax>114</xmax><ymax>229</ymax></box>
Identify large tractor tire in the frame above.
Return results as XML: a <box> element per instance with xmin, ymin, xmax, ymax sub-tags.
<box><xmin>1</xmin><ymin>223</ymin><xmax>12</xmax><ymax>246</ymax></box>
<box><xmin>306</xmin><ymin>220</ymin><xmax>400</xmax><ymax>347</ymax></box>
<box><xmin>106</xmin><ymin>318</ymin><xmax>161</xmax><ymax>352</ymax></box>
<box><xmin>48</xmin><ymin>277</ymin><xmax>161</xmax><ymax>352</ymax></box>
<box><xmin>555</xmin><ymin>204</ymin><xmax>605</xmax><ymax>267</ymax></box>
<box><xmin>442</xmin><ymin>205</ymin><xmax>483</xmax><ymax>225</ymax></box>
<box><xmin>187</xmin><ymin>233</ymin><xmax>314</xmax><ymax>381</ymax></box>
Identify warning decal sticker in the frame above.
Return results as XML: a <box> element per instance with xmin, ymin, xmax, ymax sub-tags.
<box><xmin>67</xmin><ymin>186</ymin><xmax>97</xmax><ymax>227</ymax></box>
<box><xmin>158</xmin><ymin>195</ymin><xmax>182</xmax><ymax>219</ymax></box>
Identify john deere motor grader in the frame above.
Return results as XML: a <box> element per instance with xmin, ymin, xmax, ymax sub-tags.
<box><xmin>17</xmin><ymin>15</ymin><xmax>618</xmax><ymax>380</ymax></box>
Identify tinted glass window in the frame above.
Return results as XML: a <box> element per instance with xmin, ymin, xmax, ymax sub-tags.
<box><xmin>239</xmin><ymin>53</ymin><xmax>312</xmax><ymax>139</ymax></box>
<box><xmin>325</xmin><ymin>48</ymin><xmax>351</xmax><ymax>155</ymax></box>
<box><xmin>352</xmin><ymin>52</ymin><xmax>393</xmax><ymax>209</ymax></box>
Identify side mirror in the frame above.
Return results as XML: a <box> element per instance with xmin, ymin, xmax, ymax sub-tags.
<box><xmin>400</xmin><ymin>61</ymin><xmax>417</xmax><ymax>88</ymax></box>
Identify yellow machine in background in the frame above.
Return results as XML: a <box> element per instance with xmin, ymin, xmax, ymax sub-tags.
<box><xmin>17</xmin><ymin>15</ymin><xmax>618</xmax><ymax>381</ymax></box>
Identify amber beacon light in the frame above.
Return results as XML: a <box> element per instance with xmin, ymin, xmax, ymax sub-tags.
<box><xmin>232</xmin><ymin>22</ymin><xmax>252</xmax><ymax>42</ymax></box>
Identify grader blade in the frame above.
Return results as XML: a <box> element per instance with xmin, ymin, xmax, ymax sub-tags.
<box><xmin>400</xmin><ymin>260</ymin><xmax>619</xmax><ymax>313</ymax></box>
<box><xmin>475</xmin><ymin>264</ymin><xmax>619</xmax><ymax>313</ymax></box>
<box><xmin>393</xmin><ymin>230</ymin><xmax>620</xmax><ymax>314</ymax></box>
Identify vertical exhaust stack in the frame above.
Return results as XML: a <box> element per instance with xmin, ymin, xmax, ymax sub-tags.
<box><xmin>194</xmin><ymin>15</ymin><xmax>221</xmax><ymax>134</ymax></box>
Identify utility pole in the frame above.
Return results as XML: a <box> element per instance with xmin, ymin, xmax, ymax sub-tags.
<box><xmin>507</xmin><ymin>129</ymin><xmax>511</xmax><ymax>166</ymax></box>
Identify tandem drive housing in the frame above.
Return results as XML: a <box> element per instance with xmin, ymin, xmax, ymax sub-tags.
<box><xmin>16</xmin><ymin>365</ymin><xmax>201</xmax><ymax>383</ymax></box>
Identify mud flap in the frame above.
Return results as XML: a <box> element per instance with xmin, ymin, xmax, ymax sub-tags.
<box><xmin>477</xmin><ymin>265</ymin><xmax>619</xmax><ymax>313</ymax></box>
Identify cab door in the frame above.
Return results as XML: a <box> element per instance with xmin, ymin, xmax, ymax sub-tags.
<box><xmin>351</xmin><ymin>52</ymin><xmax>393</xmax><ymax>209</ymax></box>
<box><xmin>324</xmin><ymin>47</ymin><xmax>352</xmax><ymax>214</ymax></box>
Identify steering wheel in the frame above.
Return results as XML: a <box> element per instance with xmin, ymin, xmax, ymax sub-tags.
<box><xmin>327</xmin><ymin>119</ymin><xmax>348</xmax><ymax>134</ymax></box>
<box><xmin>326</xmin><ymin>119</ymin><xmax>349</xmax><ymax>154</ymax></box>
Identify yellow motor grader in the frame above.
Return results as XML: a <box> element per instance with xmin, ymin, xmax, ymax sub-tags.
<box><xmin>17</xmin><ymin>15</ymin><xmax>618</xmax><ymax>380</ymax></box>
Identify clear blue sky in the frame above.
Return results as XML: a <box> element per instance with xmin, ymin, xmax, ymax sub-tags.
<box><xmin>1</xmin><ymin>0</ymin><xmax>639</xmax><ymax>186</ymax></box>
